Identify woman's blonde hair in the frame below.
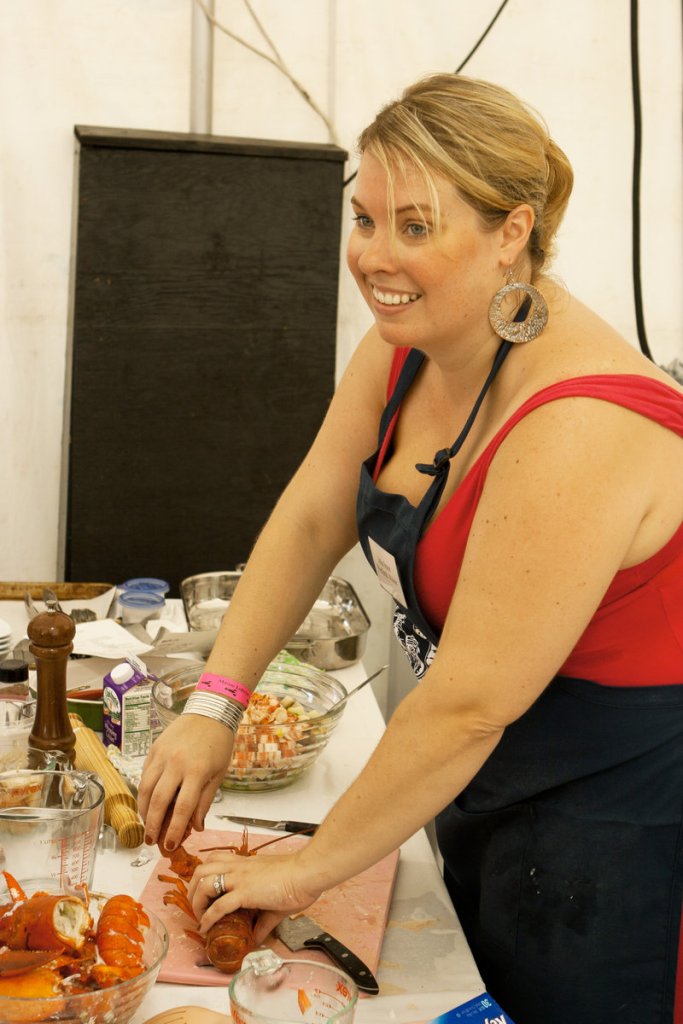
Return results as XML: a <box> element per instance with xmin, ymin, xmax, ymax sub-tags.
<box><xmin>357</xmin><ymin>73</ymin><xmax>574</xmax><ymax>273</ymax></box>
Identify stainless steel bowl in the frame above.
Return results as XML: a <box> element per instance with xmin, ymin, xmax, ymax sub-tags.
<box><xmin>180</xmin><ymin>570</ymin><xmax>240</xmax><ymax>631</ymax></box>
<box><xmin>180</xmin><ymin>572</ymin><xmax>370</xmax><ymax>670</ymax></box>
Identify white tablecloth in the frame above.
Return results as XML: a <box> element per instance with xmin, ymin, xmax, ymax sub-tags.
<box><xmin>91</xmin><ymin>660</ymin><xmax>483</xmax><ymax>1023</ymax></box>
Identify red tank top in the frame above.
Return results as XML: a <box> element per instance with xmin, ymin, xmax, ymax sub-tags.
<box><xmin>379</xmin><ymin>348</ymin><xmax>683</xmax><ymax>686</ymax></box>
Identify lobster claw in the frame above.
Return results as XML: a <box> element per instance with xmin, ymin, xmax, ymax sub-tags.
<box><xmin>1</xmin><ymin>871</ymin><xmax>26</xmax><ymax>904</ymax></box>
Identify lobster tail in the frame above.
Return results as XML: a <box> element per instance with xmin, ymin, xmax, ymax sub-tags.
<box><xmin>96</xmin><ymin>894</ymin><xmax>149</xmax><ymax>974</ymax></box>
<box><xmin>205</xmin><ymin>907</ymin><xmax>257</xmax><ymax>973</ymax></box>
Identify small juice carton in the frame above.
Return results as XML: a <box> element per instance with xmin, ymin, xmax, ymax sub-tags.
<box><xmin>103</xmin><ymin>655</ymin><xmax>155</xmax><ymax>758</ymax></box>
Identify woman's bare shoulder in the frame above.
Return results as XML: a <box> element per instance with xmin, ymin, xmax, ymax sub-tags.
<box><xmin>516</xmin><ymin>283</ymin><xmax>683</xmax><ymax>395</ymax></box>
<box><xmin>334</xmin><ymin>324</ymin><xmax>402</xmax><ymax>409</ymax></box>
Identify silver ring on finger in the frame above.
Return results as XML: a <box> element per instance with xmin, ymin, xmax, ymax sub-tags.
<box><xmin>212</xmin><ymin>873</ymin><xmax>226</xmax><ymax>898</ymax></box>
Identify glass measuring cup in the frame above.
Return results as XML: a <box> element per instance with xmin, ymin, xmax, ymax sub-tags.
<box><xmin>0</xmin><ymin>768</ymin><xmax>104</xmax><ymax>888</ymax></box>
<box><xmin>229</xmin><ymin>950</ymin><xmax>358</xmax><ymax>1023</ymax></box>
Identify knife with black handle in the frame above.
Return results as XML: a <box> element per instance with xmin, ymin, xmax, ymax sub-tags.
<box><xmin>220</xmin><ymin>815</ymin><xmax>318</xmax><ymax>835</ymax></box>
<box><xmin>276</xmin><ymin>914</ymin><xmax>380</xmax><ymax>994</ymax></box>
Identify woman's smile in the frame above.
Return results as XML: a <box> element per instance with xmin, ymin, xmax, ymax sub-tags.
<box><xmin>371</xmin><ymin>285</ymin><xmax>421</xmax><ymax>309</ymax></box>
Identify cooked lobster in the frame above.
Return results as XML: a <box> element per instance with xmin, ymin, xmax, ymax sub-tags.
<box><xmin>0</xmin><ymin>889</ymin><xmax>90</xmax><ymax>952</ymax></box>
<box><xmin>157</xmin><ymin>810</ymin><xmax>297</xmax><ymax>973</ymax></box>
<box><xmin>96</xmin><ymin>893</ymin><xmax>150</xmax><ymax>971</ymax></box>
<box><xmin>0</xmin><ymin>871</ymin><xmax>150</xmax><ymax>998</ymax></box>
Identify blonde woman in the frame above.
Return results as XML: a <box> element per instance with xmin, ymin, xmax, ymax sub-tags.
<box><xmin>140</xmin><ymin>75</ymin><xmax>683</xmax><ymax>1022</ymax></box>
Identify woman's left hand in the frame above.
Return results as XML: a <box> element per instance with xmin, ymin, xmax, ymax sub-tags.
<box><xmin>188</xmin><ymin>850</ymin><xmax>324</xmax><ymax>945</ymax></box>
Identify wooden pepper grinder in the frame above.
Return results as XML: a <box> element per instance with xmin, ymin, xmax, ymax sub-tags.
<box><xmin>28</xmin><ymin>608</ymin><xmax>76</xmax><ymax>767</ymax></box>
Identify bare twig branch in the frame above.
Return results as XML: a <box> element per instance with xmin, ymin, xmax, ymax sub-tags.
<box><xmin>194</xmin><ymin>0</ymin><xmax>339</xmax><ymax>144</ymax></box>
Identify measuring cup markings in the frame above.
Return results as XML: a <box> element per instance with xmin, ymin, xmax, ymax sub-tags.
<box><xmin>60</xmin><ymin>831</ymin><xmax>92</xmax><ymax>885</ymax></box>
<box><xmin>309</xmin><ymin>988</ymin><xmax>348</xmax><ymax>1009</ymax></box>
<box><xmin>0</xmin><ymin>770</ymin><xmax>104</xmax><ymax>887</ymax></box>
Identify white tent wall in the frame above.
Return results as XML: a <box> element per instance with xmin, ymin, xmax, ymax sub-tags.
<box><xmin>1</xmin><ymin>1</ymin><xmax>681</xmax><ymax>712</ymax></box>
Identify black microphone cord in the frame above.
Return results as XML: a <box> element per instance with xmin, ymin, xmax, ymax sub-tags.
<box><xmin>630</xmin><ymin>0</ymin><xmax>654</xmax><ymax>360</ymax></box>
<box><xmin>343</xmin><ymin>0</ymin><xmax>511</xmax><ymax>189</ymax></box>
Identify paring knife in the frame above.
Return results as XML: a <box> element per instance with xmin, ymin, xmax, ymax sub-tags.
<box><xmin>220</xmin><ymin>815</ymin><xmax>318</xmax><ymax>835</ymax></box>
<box><xmin>276</xmin><ymin>914</ymin><xmax>379</xmax><ymax>995</ymax></box>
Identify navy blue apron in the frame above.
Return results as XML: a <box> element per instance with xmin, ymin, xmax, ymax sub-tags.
<box><xmin>358</xmin><ymin>339</ymin><xmax>513</xmax><ymax>670</ymax></box>
<box><xmin>356</xmin><ymin>340</ymin><xmax>683</xmax><ymax>1023</ymax></box>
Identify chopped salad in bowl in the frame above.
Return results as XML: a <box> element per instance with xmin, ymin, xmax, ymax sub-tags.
<box><xmin>152</xmin><ymin>655</ymin><xmax>348</xmax><ymax>790</ymax></box>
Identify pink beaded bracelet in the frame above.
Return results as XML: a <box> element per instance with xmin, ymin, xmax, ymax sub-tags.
<box><xmin>196</xmin><ymin>672</ymin><xmax>252</xmax><ymax>708</ymax></box>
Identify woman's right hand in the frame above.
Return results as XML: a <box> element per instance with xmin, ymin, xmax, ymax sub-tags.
<box><xmin>137</xmin><ymin>714</ymin><xmax>234</xmax><ymax>851</ymax></box>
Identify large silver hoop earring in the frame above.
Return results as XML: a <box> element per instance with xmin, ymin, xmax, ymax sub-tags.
<box><xmin>488</xmin><ymin>279</ymin><xmax>549</xmax><ymax>343</ymax></box>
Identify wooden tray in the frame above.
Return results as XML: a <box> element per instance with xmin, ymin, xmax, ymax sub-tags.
<box><xmin>0</xmin><ymin>581</ymin><xmax>113</xmax><ymax>601</ymax></box>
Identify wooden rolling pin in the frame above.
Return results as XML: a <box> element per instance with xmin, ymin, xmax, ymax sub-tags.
<box><xmin>69</xmin><ymin>713</ymin><xmax>145</xmax><ymax>848</ymax></box>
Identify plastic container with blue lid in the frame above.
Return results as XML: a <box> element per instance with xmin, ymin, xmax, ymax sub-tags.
<box><xmin>118</xmin><ymin>590</ymin><xmax>166</xmax><ymax>624</ymax></box>
<box><xmin>120</xmin><ymin>577</ymin><xmax>170</xmax><ymax>596</ymax></box>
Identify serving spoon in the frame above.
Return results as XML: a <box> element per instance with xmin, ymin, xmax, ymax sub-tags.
<box><xmin>335</xmin><ymin>663</ymin><xmax>388</xmax><ymax>710</ymax></box>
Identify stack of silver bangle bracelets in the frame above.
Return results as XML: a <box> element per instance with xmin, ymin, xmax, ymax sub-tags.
<box><xmin>182</xmin><ymin>690</ymin><xmax>244</xmax><ymax>733</ymax></box>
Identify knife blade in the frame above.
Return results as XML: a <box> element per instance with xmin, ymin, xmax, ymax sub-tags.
<box><xmin>275</xmin><ymin>914</ymin><xmax>379</xmax><ymax>994</ymax></box>
<box><xmin>219</xmin><ymin>815</ymin><xmax>318</xmax><ymax>835</ymax></box>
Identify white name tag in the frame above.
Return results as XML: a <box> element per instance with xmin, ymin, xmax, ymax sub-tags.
<box><xmin>368</xmin><ymin>537</ymin><xmax>408</xmax><ymax>606</ymax></box>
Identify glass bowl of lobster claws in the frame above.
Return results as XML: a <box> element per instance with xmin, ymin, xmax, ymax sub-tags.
<box><xmin>0</xmin><ymin>873</ymin><xmax>169</xmax><ymax>1023</ymax></box>
<box><xmin>152</xmin><ymin>656</ymin><xmax>348</xmax><ymax>791</ymax></box>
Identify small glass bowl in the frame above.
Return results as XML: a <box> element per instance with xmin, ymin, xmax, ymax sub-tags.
<box><xmin>152</xmin><ymin>658</ymin><xmax>348</xmax><ymax>791</ymax></box>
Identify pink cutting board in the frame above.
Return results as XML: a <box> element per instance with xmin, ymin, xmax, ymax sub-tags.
<box><xmin>139</xmin><ymin>828</ymin><xmax>400</xmax><ymax>987</ymax></box>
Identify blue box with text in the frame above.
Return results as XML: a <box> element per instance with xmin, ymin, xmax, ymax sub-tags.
<box><xmin>427</xmin><ymin>992</ymin><xmax>515</xmax><ymax>1023</ymax></box>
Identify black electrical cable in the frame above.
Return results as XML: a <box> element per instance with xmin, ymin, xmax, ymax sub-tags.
<box><xmin>630</xmin><ymin>0</ymin><xmax>653</xmax><ymax>360</ymax></box>
<box><xmin>340</xmin><ymin>0</ymin><xmax>661</xmax><ymax>372</ymax></box>
<box><xmin>455</xmin><ymin>0</ymin><xmax>511</xmax><ymax>73</ymax></box>
<box><xmin>343</xmin><ymin>0</ymin><xmax>511</xmax><ymax>188</ymax></box>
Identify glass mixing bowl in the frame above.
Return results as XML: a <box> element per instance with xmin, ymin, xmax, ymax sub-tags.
<box><xmin>0</xmin><ymin>889</ymin><xmax>168</xmax><ymax>1023</ymax></box>
<box><xmin>152</xmin><ymin>658</ymin><xmax>348</xmax><ymax>791</ymax></box>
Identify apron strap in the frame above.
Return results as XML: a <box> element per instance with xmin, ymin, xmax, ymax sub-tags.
<box><xmin>416</xmin><ymin>339</ymin><xmax>513</xmax><ymax>477</ymax></box>
<box><xmin>375</xmin><ymin>348</ymin><xmax>426</xmax><ymax>445</ymax></box>
<box><xmin>413</xmin><ymin>339</ymin><xmax>513</xmax><ymax>525</ymax></box>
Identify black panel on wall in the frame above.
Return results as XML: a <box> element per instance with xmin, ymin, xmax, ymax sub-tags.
<box><xmin>62</xmin><ymin>126</ymin><xmax>347</xmax><ymax>594</ymax></box>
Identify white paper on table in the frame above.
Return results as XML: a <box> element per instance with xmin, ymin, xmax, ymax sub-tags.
<box><xmin>146</xmin><ymin>627</ymin><xmax>218</xmax><ymax>657</ymax></box>
<box><xmin>0</xmin><ymin>587</ymin><xmax>119</xmax><ymax>651</ymax></box>
<box><xmin>144</xmin><ymin>615</ymin><xmax>187</xmax><ymax>639</ymax></box>
<box><xmin>72</xmin><ymin>618</ymin><xmax>153</xmax><ymax>658</ymax></box>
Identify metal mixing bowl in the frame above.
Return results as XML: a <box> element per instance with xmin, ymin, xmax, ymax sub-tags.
<box><xmin>180</xmin><ymin>572</ymin><xmax>370</xmax><ymax>669</ymax></box>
